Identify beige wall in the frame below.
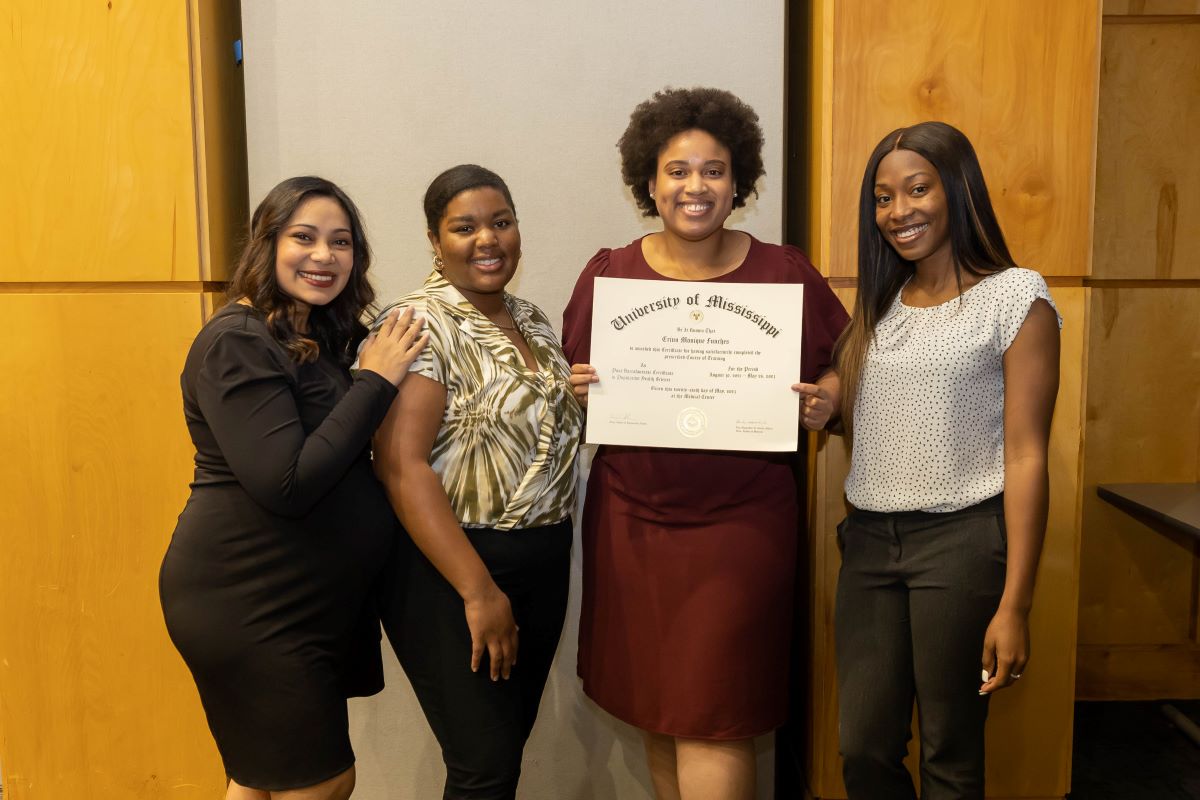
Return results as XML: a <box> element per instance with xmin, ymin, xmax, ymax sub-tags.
<box><xmin>242</xmin><ymin>3</ymin><xmax>785</xmax><ymax>798</ymax></box>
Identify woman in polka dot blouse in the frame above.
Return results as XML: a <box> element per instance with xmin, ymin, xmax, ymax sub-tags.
<box><xmin>830</xmin><ymin>121</ymin><xmax>1061</xmax><ymax>800</ymax></box>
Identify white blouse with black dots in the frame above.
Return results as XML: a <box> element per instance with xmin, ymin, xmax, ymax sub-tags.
<box><xmin>845</xmin><ymin>267</ymin><xmax>1062</xmax><ymax>513</ymax></box>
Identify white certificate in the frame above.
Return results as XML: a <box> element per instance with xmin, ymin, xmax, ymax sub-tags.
<box><xmin>587</xmin><ymin>277</ymin><xmax>804</xmax><ymax>451</ymax></box>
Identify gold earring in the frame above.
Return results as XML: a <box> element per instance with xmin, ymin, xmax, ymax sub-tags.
<box><xmin>433</xmin><ymin>254</ymin><xmax>445</xmax><ymax>272</ymax></box>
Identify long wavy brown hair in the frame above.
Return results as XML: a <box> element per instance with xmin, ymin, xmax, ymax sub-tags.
<box><xmin>834</xmin><ymin>122</ymin><xmax>1017</xmax><ymax>438</ymax></box>
<box><xmin>229</xmin><ymin>176</ymin><xmax>375</xmax><ymax>365</ymax></box>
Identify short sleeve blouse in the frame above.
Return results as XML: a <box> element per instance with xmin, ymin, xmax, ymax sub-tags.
<box><xmin>844</xmin><ymin>267</ymin><xmax>1062</xmax><ymax>513</ymax></box>
<box><xmin>370</xmin><ymin>272</ymin><xmax>582</xmax><ymax>531</ymax></box>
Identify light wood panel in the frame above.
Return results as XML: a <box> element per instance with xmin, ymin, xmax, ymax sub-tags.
<box><xmin>1077</xmin><ymin>643</ymin><xmax>1200</xmax><ymax>700</ymax></box>
<box><xmin>0</xmin><ymin>2</ymin><xmax>201</xmax><ymax>283</ymax></box>
<box><xmin>1076</xmin><ymin>288</ymin><xmax>1200</xmax><ymax>695</ymax></box>
<box><xmin>804</xmin><ymin>288</ymin><xmax>1085</xmax><ymax>799</ymax></box>
<box><xmin>823</xmin><ymin>0</ymin><xmax>1100</xmax><ymax>279</ymax></box>
<box><xmin>802</xmin><ymin>288</ymin><xmax>855</xmax><ymax>795</ymax></box>
<box><xmin>1075</xmin><ymin>9</ymin><xmax>1200</xmax><ymax>701</ymax></box>
<box><xmin>985</xmin><ymin>286</ymin><xmax>1084</xmax><ymax>799</ymax></box>
<box><xmin>1092</xmin><ymin>22</ymin><xmax>1200</xmax><ymax>279</ymax></box>
<box><xmin>0</xmin><ymin>293</ymin><xmax>225</xmax><ymax>798</ymax></box>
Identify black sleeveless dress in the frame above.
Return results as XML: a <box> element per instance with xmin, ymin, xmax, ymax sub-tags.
<box><xmin>159</xmin><ymin>304</ymin><xmax>398</xmax><ymax>790</ymax></box>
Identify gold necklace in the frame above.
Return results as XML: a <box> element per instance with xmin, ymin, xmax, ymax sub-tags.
<box><xmin>489</xmin><ymin>310</ymin><xmax>519</xmax><ymax>332</ymax></box>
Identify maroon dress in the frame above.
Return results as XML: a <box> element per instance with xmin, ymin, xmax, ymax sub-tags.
<box><xmin>562</xmin><ymin>235</ymin><xmax>849</xmax><ymax>739</ymax></box>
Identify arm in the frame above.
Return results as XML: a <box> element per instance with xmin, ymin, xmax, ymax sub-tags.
<box><xmin>372</xmin><ymin>373</ymin><xmax>518</xmax><ymax>680</ymax></box>
<box><xmin>196</xmin><ymin>327</ymin><xmax>399</xmax><ymax>518</ymax></box>
<box><xmin>980</xmin><ymin>298</ymin><xmax>1060</xmax><ymax>693</ymax></box>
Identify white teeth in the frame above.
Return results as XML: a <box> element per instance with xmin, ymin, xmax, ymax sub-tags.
<box><xmin>299</xmin><ymin>271</ymin><xmax>334</xmax><ymax>284</ymax></box>
<box><xmin>894</xmin><ymin>223</ymin><xmax>928</xmax><ymax>242</ymax></box>
<box><xmin>473</xmin><ymin>258</ymin><xmax>500</xmax><ymax>266</ymax></box>
<box><xmin>683</xmin><ymin>203</ymin><xmax>711</xmax><ymax>213</ymax></box>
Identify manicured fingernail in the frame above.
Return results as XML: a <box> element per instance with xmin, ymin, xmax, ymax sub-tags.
<box><xmin>981</xmin><ymin>669</ymin><xmax>990</xmax><ymax>682</ymax></box>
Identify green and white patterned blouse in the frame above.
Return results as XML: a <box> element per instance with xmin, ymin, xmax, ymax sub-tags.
<box><xmin>372</xmin><ymin>272</ymin><xmax>582</xmax><ymax>531</ymax></box>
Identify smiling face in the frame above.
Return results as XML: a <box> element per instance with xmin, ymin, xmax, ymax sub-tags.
<box><xmin>429</xmin><ymin>187</ymin><xmax>521</xmax><ymax>306</ymax></box>
<box><xmin>649</xmin><ymin>128</ymin><xmax>735</xmax><ymax>243</ymax></box>
<box><xmin>873</xmin><ymin>148</ymin><xmax>952</xmax><ymax>267</ymax></box>
<box><xmin>274</xmin><ymin>195</ymin><xmax>354</xmax><ymax>323</ymax></box>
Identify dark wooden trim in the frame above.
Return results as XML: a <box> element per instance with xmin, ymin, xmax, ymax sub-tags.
<box><xmin>1083</xmin><ymin>278</ymin><xmax>1200</xmax><ymax>287</ymax></box>
<box><xmin>783</xmin><ymin>0</ymin><xmax>813</xmax><ymax>253</ymax></box>
<box><xmin>1103</xmin><ymin>14</ymin><xmax>1200</xmax><ymax>24</ymax></box>
<box><xmin>0</xmin><ymin>282</ymin><xmax>228</xmax><ymax>294</ymax></box>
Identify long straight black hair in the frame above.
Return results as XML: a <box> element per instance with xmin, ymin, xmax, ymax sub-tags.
<box><xmin>833</xmin><ymin>121</ymin><xmax>1018</xmax><ymax>438</ymax></box>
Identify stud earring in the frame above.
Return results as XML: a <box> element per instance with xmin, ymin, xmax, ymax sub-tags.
<box><xmin>433</xmin><ymin>254</ymin><xmax>445</xmax><ymax>272</ymax></box>
<box><xmin>649</xmin><ymin>192</ymin><xmax>655</xmax><ymax>198</ymax></box>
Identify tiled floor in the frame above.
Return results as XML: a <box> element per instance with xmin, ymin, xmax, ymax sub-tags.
<box><xmin>1070</xmin><ymin>700</ymin><xmax>1200</xmax><ymax>799</ymax></box>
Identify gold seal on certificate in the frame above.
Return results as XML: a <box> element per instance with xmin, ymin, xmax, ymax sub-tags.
<box><xmin>587</xmin><ymin>277</ymin><xmax>804</xmax><ymax>451</ymax></box>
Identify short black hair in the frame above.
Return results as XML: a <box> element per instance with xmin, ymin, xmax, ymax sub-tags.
<box><xmin>423</xmin><ymin>164</ymin><xmax>516</xmax><ymax>233</ymax></box>
<box><xmin>618</xmin><ymin>87</ymin><xmax>765</xmax><ymax>217</ymax></box>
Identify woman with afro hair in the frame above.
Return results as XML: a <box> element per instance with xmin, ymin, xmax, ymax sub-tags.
<box><xmin>562</xmin><ymin>87</ymin><xmax>849</xmax><ymax>799</ymax></box>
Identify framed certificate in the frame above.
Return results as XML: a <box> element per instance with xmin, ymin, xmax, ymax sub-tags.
<box><xmin>586</xmin><ymin>277</ymin><xmax>804</xmax><ymax>451</ymax></box>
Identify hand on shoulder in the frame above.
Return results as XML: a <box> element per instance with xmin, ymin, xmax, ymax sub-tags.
<box><xmin>358</xmin><ymin>306</ymin><xmax>429</xmax><ymax>386</ymax></box>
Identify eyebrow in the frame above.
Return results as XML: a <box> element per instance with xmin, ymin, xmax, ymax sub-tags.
<box><xmin>664</xmin><ymin>159</ymin><xmax>728</xmax><ymax>167</ymax></box>
<box><xmin>287</xmin><ymin>223</ymin><xmax>352</xmax><ymax>235</ymax></box>
<box><xmin>875</xmin><ymin>171</ymin><xmax>934</xmax><ymax>188</ymax></box>
<box><xmin>445</xmin><ymin>210</ymin><xmax>513</xmax><ymax>223</ymax></box>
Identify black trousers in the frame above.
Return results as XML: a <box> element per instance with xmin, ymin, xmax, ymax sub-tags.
<box><xmin>382</xmin><ymin>519</ymin><xmax>572</xmax><ymax>800</ymax></box>
<box><xmin>835</xmin><ymin>495</ymin><xmax>1007</xmax><ymax>800</ymax></box>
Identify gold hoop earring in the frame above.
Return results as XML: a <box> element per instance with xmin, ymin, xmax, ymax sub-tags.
<box><xmin>433</xmin><ymin>254</ymin><xmax>445</xmax><ymax>272</ymax></box>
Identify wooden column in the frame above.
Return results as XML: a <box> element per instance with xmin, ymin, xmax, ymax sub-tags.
<box><xmin>0</xmin><ymin>2</ymin><xmax>246</xmax><ymax>797</ymax></box>
<box><xmin>794</xmin><ymin>2</ymin><xmax>1100</xmax><ymax>797</ymax></box>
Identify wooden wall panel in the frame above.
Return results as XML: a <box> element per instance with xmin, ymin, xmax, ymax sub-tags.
<box><xmin>1092</xmin><ymin>22</ymin><xmax>1200</xmax><ymax>279</ymax></box>
<box><xmin>824</xmin><ymin>1</ymin><xmax>1100</xmax><ymax>279</ymax></box>
<box><xmin>803</xmin><ymin>288</ymin><xmax>855</xmax><ymax>794</ymax></box>
<box><xmin>0</xmin><ymin>293</ymin><xmax>225</xmax><ymax>798</ymax></box>
<box><xmin>0</xmin><ymin>2</ymin><xmax>200</xmax><ymax>283</ymax></box>
<box><xmin>984</xmin><ymin>286</ymin><xmax>1085</xmax><ymax>798</ymax></box>
<box><xmin>1076</xmin><ymin>287</ymin><xmax>1200</xmax><ymax>698</ymax></box>
<box><xmin>1075</xmin><ymin>8</ymin><xmax>1200</xmax><ymax>701</ymax></box>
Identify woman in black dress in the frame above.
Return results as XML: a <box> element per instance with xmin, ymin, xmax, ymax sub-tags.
<box><xmin>159</xmin><ymin>176</ymin><xmax>427</xmax><ymax>799</ymax></box>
